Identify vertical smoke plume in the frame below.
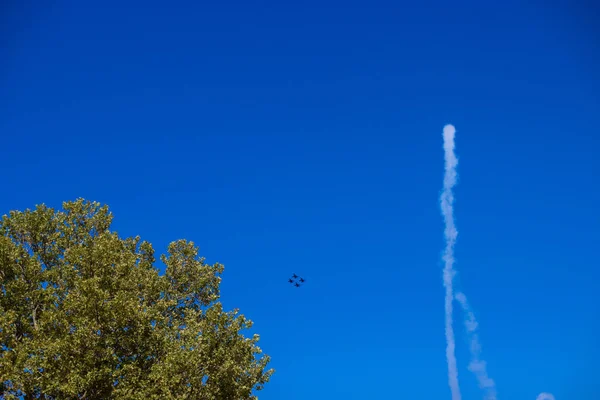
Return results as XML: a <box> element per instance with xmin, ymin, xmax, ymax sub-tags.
<box><xmin>441</xmin><ymin>124</ymin><xmax>496</xmax><ymax>400</ymax></box>
<box><xmin>455</xmin><ymin>292</ymin><xmax>497</xmax><ymax>400</ymax></box>
<box><xmin>441</xmin><ymin>124</ymin><xmax>461</xmax><ymax>400</ymax></box>
<box><xmin>439</xmin><ymin>124</ymin><xmax>555</xmax><ymax>400</ymax></box>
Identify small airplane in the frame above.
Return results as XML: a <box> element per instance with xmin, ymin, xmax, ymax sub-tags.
<box><xmin>288</xmin><ymin>279</ymin><xmax>293</xmax><ymax>283</ymax></box>
<box><xmin>294</xmin><ymin>283</ymin><xmax>300</xmax><ymax>287</ymax></box>
<box><xmin>299</xmin><ymin>278</ymin><xmax>305</xmax><ymax>283</ymax></box>
<box><xmin>292</xmin><ymin>274</ymin><xmax>298</xmax><ymax>279</ymax></box>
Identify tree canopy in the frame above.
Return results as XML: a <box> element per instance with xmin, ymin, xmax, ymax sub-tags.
<box><xmin>0</xmin><ymin>199</ymin><xmax>273</xmax><ymax>399</ymax></box>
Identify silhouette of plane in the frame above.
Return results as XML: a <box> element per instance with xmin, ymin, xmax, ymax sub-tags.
<box><xmin>292</xmin><ymin>274</ymin><xmax>298</xmax><ymax>279</ymax></box>
<box><xmin>294</xmin><ymin>283</ymin><xmax>300</xmax><ymax>287</ymax></box>
<box><xmin>299</xmin><ymin>278</ymin><xmax>305</xmax><ymax>283</ymax></box>
<box><xmin>288</xmin><ymin>279</ymin><xmax>293</xmax><ymax>283</ymax></box>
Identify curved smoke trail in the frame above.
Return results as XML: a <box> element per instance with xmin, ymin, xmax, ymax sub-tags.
<box><xmin>455</xmin><ymin>291</ymin><xmax>496</xmax><ymax>400</ymax></box>
<box><xmin>441</xmin><ymin>124</ymin><xmax>461</xmax><ymax>400</ymax></box>
<box><xmin>440</xmin><ymin>124</ymin><xmax>554</xmax><ymax>400</ymax></box>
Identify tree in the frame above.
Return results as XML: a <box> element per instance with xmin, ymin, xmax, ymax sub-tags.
<box><xmin>0</xmin><ymin>199</ymin><xmax>273</xmax><ymax>399</ymax></box>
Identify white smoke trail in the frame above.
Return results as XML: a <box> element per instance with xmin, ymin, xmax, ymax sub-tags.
<box><xmin>455</xmin><ymin>291</ymin><xmax>497</xmax><ymax>400</ymax></box>
<box><xmin>439</xmin><ymin>124</ymin><xmax>554</xmax><ymax>400</ymax></box>
<box><xmin>441</xmin><ymin>124</ymin><xmax>461</xmax><ymax>400</ymax></box>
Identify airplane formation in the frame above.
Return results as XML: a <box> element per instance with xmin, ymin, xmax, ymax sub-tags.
<box><xmin>288</xmin><ymin>273</ymin><xmax>305</xmax><ymax>288</ymax></box>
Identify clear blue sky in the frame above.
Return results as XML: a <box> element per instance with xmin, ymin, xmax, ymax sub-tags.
<box><xmin>1</xmin><ymin>1</ymin><xmax>599</xmax><ymax>399</ymax></box>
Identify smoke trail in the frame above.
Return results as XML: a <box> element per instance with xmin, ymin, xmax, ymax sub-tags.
<box><xmin>455</xmin><ymin>291</ymin><xmax>497</xmax><ymax>400</ymax></box>
<box><xmin>441</xmin><ymin>124</ymin><xmax>461</xmax><ymax>400</ymax></box>
<box><xmin>439</xmin><ymin>124</ymin><xmax>555</xmax><ymax>400</ymax></box>
<box><xmin>454</xmin><ymin>290</ymin><xmax>553</xmax><ymax>400</ymax></box>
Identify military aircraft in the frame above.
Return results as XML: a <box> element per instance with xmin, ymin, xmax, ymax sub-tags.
<box><xmin>294</xmin><ymin>282</ymin><xmax>300</xmax><ymax>287</ymax></box>
<box><xmin>292</xmin><ymin>274</ymin><xmax>298</xmax><ymax>279</ymax></box>
<box><xmin>288</xmin><ymin>278</ymin><xmax>293</xmax><ymax>283</ymax></box>
<box><xmin>299</xmin><ymin>278</ymin><xmax>305</xmax><ymax>283</ymax></box>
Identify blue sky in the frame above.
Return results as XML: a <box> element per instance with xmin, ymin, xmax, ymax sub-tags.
<box><xmin>1</xmin><ymin>1</ymin><xmax>599</xmax><ymax>399</ymax></box>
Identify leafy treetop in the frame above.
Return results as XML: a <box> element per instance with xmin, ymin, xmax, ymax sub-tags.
<box><xmin>0</xmin><ymin>199</ymin><xmax>273</xmax><ymax>399</ymax></box>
